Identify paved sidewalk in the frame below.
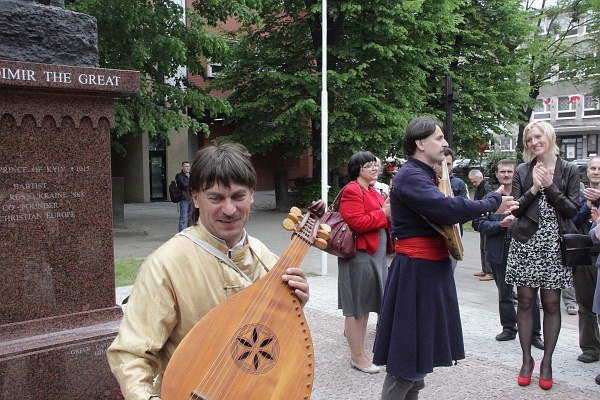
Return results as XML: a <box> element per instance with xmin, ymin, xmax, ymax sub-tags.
<box><xmin>113</xmin><ymin>194</ymin><xmax>600</xmax><ymax>399</ymax></box>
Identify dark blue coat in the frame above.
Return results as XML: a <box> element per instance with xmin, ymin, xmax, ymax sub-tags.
<box><xmin>374</xmin><ymin>157</ymin><xmax>503</xmax><ymax>378</ymax></box>
<box><xmin>390</xmin><ymin>158</ymin><xmax>502</xmax><ymax>240</ymax></box>
<box><xmin>472</xmin><ymin>213</ymin><xmax>509</xmax><ymax>265</ymax></box>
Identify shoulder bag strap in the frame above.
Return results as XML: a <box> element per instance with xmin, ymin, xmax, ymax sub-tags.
<box><xmin>176</xmin><ymin>232</ymin><xmax>252</xmax><ymax>283</ymax></box>
<box><xmin>329</xmin><ymin>186</ymin><xmax>346</xmax><ymax>212</ymax></box>
<box><xmin>330</xmin><ymin>181</ymin><xmax>365</xmax><ymax>212</ymax></box>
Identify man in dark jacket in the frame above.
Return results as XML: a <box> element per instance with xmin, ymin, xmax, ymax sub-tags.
<box><xmin>473</xmin><ymin>159</ymin><xmax>544</xmax><ymax>349</ymax></box>
<box><xmin>176</xmin><ymin>161</ymin><xmax>193</xmax><ymax>231</ymax></box>
<box><xmin>571</xmin><ymin>156</ymin><xmax>600</xmax><ymax>364</ymax></box>
<box><xmin>469</xmin><ymin>169</ymin><xmax>494</xmax><ymax>281</ymax></box>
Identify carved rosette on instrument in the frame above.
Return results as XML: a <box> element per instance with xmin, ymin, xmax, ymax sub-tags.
<box><xmin>230</xmin><ymin>324</ymin><xmax>280</xmax><ymax>375</ymax></box>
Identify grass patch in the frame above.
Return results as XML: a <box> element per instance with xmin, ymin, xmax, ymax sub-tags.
<box><xmin>115</xmin><ymin>258</ymin><xmax>144</xmax><ymax>287</ymax></box>
<box><xmin>114</xmin><ymin>258</ymin><xmax>321</xmax><ymax>287</ymax></box>
<box><xmin>463</xmin><ymin>220</ymin><xmax>474</xmax><ymax>232</ymax></box>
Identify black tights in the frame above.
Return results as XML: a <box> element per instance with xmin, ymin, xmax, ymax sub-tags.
<box><xmin>516</xmin><ymin>286</ymin><xmax>561</xmax><ymax>380</ymax></box>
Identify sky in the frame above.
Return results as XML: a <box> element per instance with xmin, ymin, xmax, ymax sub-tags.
<box><xmin>527</xmin><ymin>0</ymin><xmax>558</xmax><ymax>9</ymax></box>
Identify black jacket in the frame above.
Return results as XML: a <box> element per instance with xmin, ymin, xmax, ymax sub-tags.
<box><xmin>510</xmin><ymin>157</ymin><xmax>579</xmax><ymax>243</ymax></box>
<box><xmin>474</xmin><ymin>179</ymin><xmax>493</xmax><ymax>200</ymax></box>
<box><xmin>175</xmin><ymin>171</ymin><xmax>192</xmax><ymax>201</ymax></box>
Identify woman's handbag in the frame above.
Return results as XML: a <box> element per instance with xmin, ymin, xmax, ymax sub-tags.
<box><xmin>556</xmin><ymin>206</ymin><xmax>593</xmax><ymax>266</ymax></box>
<box><xmin>320</xmin><ymin>185</ymin><xmax>359</xmax><ymax>258</ymax></box>
<box><xmin>560</xmin><ymin>233</ymin><xmax>594</xmax><ymax>266</ymax></box>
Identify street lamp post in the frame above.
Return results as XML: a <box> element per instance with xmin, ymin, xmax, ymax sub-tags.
<box><xmin>444</xmin><ymin>76</ymin><xmax>458</xmax><ymax>149</ymax></box>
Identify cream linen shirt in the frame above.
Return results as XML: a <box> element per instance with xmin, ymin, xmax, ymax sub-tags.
<box><xmin>106</xmin><ymin>223</ymin><xmax>278</xmax><ymax>400</ymax></box>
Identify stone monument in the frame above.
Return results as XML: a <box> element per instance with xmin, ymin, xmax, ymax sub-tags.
<box><xmin>0</xmin><ymin>1</ymin><xmax>139</xmax><ymax>398</ymax></box>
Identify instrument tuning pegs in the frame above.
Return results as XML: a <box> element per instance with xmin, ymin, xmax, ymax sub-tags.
<box><xmin>282</xmin><ymin>218</ymin><xmax>296</xmax><ymax>231</ymax></box>
<box><xmin>314</xmin><ymin>238</ymin><xmax>328</xmax><ymax>250</ymax></box>
<box><xmin>319</xmin><ymin>223</ymin><xmax>331</xmax><ymax>233</ymax></box>
<box><xmin>317</xmin><ymin>229</ymin><xmax>329</xmax><ymax>241</ymax></box>
<box><xmin>315</xmin><ymin>224</ymin><xmax>330</xmax><ymax>249</ymax></box>
<box><xmin>286</xmin><ymin>212</ymin><xmax>299</xmax><ymax>224</ymax></box>
<box><xmin>289</xmin><ymin>206</ymin><xmax>303</xmax><ymax>218</ymax></box>
<box><xmin>283</xmin><ymin>207</ymin><xmax>303</xmax><ymax>231</ymax></box>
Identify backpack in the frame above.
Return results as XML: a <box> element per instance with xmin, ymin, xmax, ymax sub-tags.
<box><xmin>169</xmin><ymin>180</ymin><xmax>183</xmax><ymax>203</ymax></box>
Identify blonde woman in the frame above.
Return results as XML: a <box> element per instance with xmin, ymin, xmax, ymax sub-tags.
<box><xmin>506</xmin><ymin>121</ymin><xmax>580</xmax><ymax>390</ymax></box>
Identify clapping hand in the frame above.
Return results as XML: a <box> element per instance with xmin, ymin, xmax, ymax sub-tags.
<box><xmin>499</xmin><ymin>214</ymin><xmax>515</xmax><ymax>228</ymax></box>
<box><xmin>382</xmin><ymin>197</ymin><xmax>391</xmax><ymax>220</ymax></box>
<box><xmin>591</xmin><ymin>207</ymin><xmax>600</xmax><ymax>240</ymax></box>
<box><xmin>583</xmin><ymin>187</ymin><xmax>600</xmax><ymax>209</ymax></box>
<box><xmin>533</xmin><ymin>162</ymin><xmax>553</xmax><ymax>190</ymax></box>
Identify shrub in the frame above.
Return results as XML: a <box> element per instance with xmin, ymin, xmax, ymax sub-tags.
<box><xmin>292</xmin><ymin>177</ymin><xmax>342</xmax><ymax>207</ymax></box>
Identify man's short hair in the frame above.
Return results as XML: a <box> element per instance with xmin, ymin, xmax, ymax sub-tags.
<box><xmin>189</xmin><ymin>141</ymin><xmax>257</xmax><ymax>193</ymax></box>
<box><xmin>588</xmin><ymin>156</ymin><xmax>600</xmax><ymax>168</ymax></box>
<box><xmin>402</xmin><ymin>116</ymin><xmax>444</xmax><ymax>157</ymax></box>
<box><xmin>182</xmin><ymin>161</ymin><xmax>189</xmax><ymax>166</ymax></box>
<box><xmin>496</xmin><ymin>159</ymin><xmax>515</xmax><ymax>170</ymax></box>
<box><xmin>468</xmin><ymin>169</ymin><xmax>483</xmax><ymax>179</ymax></box>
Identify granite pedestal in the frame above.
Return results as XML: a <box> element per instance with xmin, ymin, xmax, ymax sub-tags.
<box><xmin>0</xmin><ymin>59</ymin><xmax>139</xmax><ymax>399</ymax></box>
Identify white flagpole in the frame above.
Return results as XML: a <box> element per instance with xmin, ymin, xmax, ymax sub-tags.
<box><xmin>320</xmin><ymin>0</ymin><xmax>329</xmax><ymax>275</ymax></box>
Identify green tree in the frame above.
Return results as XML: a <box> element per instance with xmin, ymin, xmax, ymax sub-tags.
<box><xmin>209</xmin><ymin>0</ymin><xmax>464</xmax><ymax>172</ymax></box>
<box><xmin>67</xmin><ymin>0</ymin><xmax>233</xmax><ymax>154</ymax></box>
<box><xmin>515</xmin><ymin>0</ymin><xmax>596</xmax><ymax>157</ymax></box>
<box><xmin>581</xmin><ymin>0</ymin><xmax>600</xmax><ymax>95</ymax></box>
<box><xmin>422</xmin><ymin>0</ymin><xmax>535</xmax><ymax>160</ymax></box>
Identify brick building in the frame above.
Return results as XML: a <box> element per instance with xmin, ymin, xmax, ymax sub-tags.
<box><xmin>112</xmin><ymin>1</ymin><xmax>312</xmax><ymax>203</ymax></box>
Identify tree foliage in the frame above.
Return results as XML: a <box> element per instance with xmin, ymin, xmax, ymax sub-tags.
<box><xmin>209</xmin><ymin>0</ymin><xmax>468</xmax><ymax>170</ymax></box>
<box><xmin>208</xmin><ymin>0</ymin><xmax>548</xmax><ymax>173</ymax></box>
<box><xmin>67</xmin><ymin>0</ymin><xmax>232</xmax><ymax>155</ymax></box>
<box><xmin>515</xmin><ymin>0</ymin><xmax>597</xmax><ymax>156</ymax></box>
<box><xmin>422</xmin><ymin>0</ymin><xmax>535</xmax><ymax>160</ymax></box>
<box><xmin>582</xmin><ymin>0</ymin><xmax>600</xmax><ymax>96</ymax></box>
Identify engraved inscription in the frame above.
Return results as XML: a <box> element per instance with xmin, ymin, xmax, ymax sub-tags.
<box><xmin>229</xmin><ymin>324</ymin><xmax>280</xmax><ymax>375</ymax></box>
<box><xmin>68</xmin><ymin>342</ymin><xmax>111</xmax><ymax>357</ymax></box>
<box><xmin>0</xmin><ymin>163</ymin><xmax>91</xmax><ymax>223</ymax></box>
<box><xmin>1</xmin><ymin>67</ymin><xmax>122</xmax><ymax>87</ymax></box>
<box><xmin>94</xmin><ymin>342</ymin><xmax>110</xmax><ymax>356</ymax></box>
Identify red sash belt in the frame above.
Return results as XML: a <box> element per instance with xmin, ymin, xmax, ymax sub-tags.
<box><xmin>395</xmin><ymin>236</ymin><xmax>448</xmax><ymax>261</ymax></box>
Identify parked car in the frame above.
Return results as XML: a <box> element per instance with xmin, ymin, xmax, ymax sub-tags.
<box><xmin>452</xmin><ymin>158</ymin><xmax>485</xmax><ymax>176</ymax></box>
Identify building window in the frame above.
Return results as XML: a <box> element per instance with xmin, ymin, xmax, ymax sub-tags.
<box><xmin>584</xmin><ymin>93</ymin><xmax>600</xmax><ymax>117</ymax></box>
<box><xmin>499</xmin><ymin>137</ymin><xmax>514</xmax><ymax>151</ymax></box>
<box><xmin>543</xmin><ymin>64</ymin><xmax>560</xmax><ymax>83</ymax></box>
<box><xmin>588</xmin><ymin>135</ymin><xmax>598</xmax><ymax>156</ymax></box>
<box><xmin>557</xmin><ymin>14</ymin><xmax>580</xmax><ymax>37</ymax></box>
<box><xmin>557</xmin><ymin>96</ymin><xmax>577</xmax><ymax>119</ymax></box>
<box><xmin>582</xmin><ymin>11</ymin><xmax>595</xmax><ymax>35</ymax></box>
<box><xmin>561</xmin><ymin>137</ymin><xmax>581</xmax><ymax>160</ymax></box>
<box><xmin>207</xmin><ymin>62</ymin><xmax>223</xmax><ymax>78</ymax></box>
<box><xmin>533</xmin><ymin>99</ymin><xmax>551</xmax><ymax>120</ymax></box>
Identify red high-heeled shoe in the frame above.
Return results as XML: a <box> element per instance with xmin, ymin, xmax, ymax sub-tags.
<box><xmin>518</xmin><ymin>357</ymin><xmax>535</xmax><ymax>386</ymax></box>
<box><xmin>539</xmin><ymin>360</ymin><xmax>553</xmax><ymax>390</ymax></box>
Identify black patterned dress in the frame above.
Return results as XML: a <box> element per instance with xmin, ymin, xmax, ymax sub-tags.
<box><xmin>506</xmin><ymin>190</ymin><xmax>573</xmax><ymax>289</ymax></box>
